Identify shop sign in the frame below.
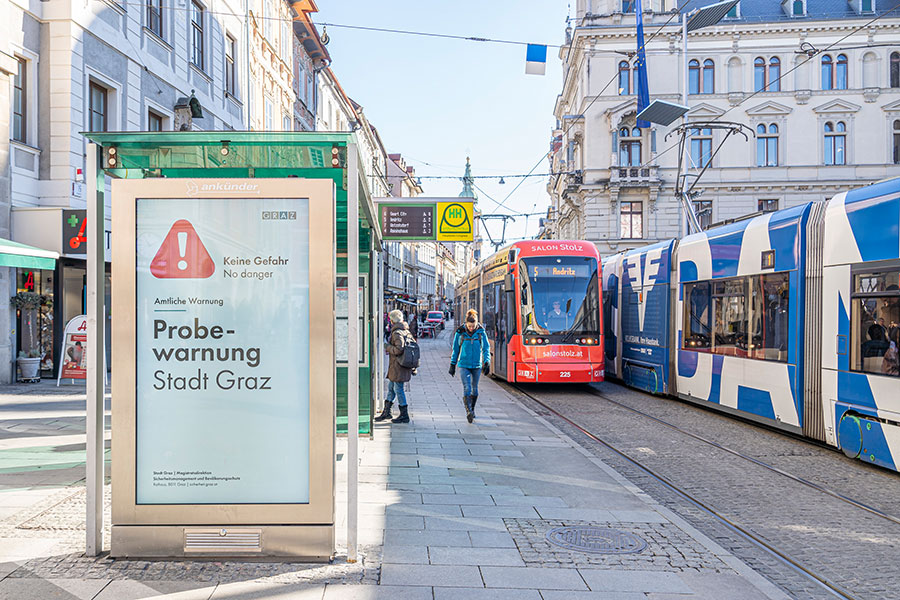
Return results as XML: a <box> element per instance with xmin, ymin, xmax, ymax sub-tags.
<box><xmin>135</xmin><ymin>196</ymin><xmax>311</xmax><ymax>505</ymax></box>
<box><xmin>57</xmin><ymin>315</ymin><xmax>87</xmax><ymax>383</ymax></box>
<box><xmin>62</xmin><ymin>210</ymin><xmax>111</xmax><ymax>256</ymax></box>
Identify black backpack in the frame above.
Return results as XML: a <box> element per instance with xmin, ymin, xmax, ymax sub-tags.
<box><xmin>399</xmin><ymin>333</ymin><xmax>420</xmax><ymax>369</ymax></box>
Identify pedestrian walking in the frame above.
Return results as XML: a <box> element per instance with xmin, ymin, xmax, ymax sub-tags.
<box><xmin>409</xmin><ymin>314</ymin><xmax>418</xmax><ymax>340</ymax></box>
<box><xmin>448</xmin><ymin>309</ymin><xmax>491</xmax><ymax>423</ymax></box>
<box><xmin>376</xmin><ymin>309</ymin><xmax>415</xmax><ymax>423</ymax></box>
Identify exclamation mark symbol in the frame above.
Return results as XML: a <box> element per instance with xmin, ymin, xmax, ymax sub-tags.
<box><xmin>177</xmin><ymin>232</ymin><xmax>188</xmax><ymax>271</ymax></box>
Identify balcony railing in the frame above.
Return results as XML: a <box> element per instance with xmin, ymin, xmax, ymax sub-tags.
<box><xmin>610</xmin><ymin>165</ymin><xmax>658</xmax><ymax>186</ymax></box>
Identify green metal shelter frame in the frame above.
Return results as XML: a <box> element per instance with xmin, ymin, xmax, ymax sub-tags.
<box><xmin>83</xmin><ymin>131</ymin><xmax>382</xmax><ymax>436</ymax></box>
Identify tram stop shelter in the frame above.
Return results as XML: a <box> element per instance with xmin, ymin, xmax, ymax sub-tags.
<box><xmin>81</xmin><ymin>131</ymin><xmax>383</xmax><ymax>560</ymax></box>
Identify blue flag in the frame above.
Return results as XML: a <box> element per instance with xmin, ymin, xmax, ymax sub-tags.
<box><xmin>635</xmin><ymin>0</ymin><xmax>651</xmax><ymax>128</ymax></box>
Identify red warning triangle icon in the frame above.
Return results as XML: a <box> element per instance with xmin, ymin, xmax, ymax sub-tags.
<box><xmin>150</xmin><ymin>219</ymin><xmax>215</xmax><ymax>279</ymax></box>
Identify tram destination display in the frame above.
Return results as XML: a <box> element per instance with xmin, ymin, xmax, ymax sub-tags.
<box><xmin>380</xmin><ymin>204</ymin><xmax>433</xmax><ymax>239</ymax></box>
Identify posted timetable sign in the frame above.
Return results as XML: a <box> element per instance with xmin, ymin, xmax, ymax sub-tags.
<box><xmin>110</xmin><ymin>178</ymin><xmax>336</xmax><ymax>559</ymax></box>
<box><xmin>376</xmin><ymin>198</ymin><xmax>475</xmax><ymax>242</ymax></box>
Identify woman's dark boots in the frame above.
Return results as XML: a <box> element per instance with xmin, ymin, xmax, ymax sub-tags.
<box><xmin>374</xmin><ymin>400</ymin><xmax>393</xmax><ymax>422</ymax></box>
<box><xmin>464</xmin><ymin>395</ymin><xmax>474</xmax><ymax>423</ymax></box>
<box><xmin>470</xmin><ymin>395</ymin><xmax>478</xmax><ymax>420</ymax></box>
<box><xmin>392</xmin><ymin>404</ymin><xmax>410</xmax><ymax>424</ymax></box>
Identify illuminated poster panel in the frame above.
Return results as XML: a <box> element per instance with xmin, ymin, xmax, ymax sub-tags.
<box><xmin>135</xmin><ymin>197</ymin><xmax>310</xmax><ymax>504</ymax></box>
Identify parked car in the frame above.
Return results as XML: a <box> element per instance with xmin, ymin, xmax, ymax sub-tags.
<box><xmin>426</xmin><ymin>311</ymin><xmax>445</xmax><ymax>330</ymax></box>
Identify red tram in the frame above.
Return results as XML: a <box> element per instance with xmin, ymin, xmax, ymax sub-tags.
<box><xmin>454</xmin><ymin>241</ymin><xmax>604</xmax><ymax>383</ymax></box>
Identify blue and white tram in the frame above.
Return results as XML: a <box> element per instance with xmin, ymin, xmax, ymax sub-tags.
<box><xmin>602</xmin><ymin>176</ymin><xmax>900</xmax><ymax>471</ymax></box>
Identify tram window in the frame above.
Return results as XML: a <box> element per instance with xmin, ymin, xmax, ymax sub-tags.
<box><xmin>851</xmin><ymin>267</ymin><xmax>900</xmax><ymax>376</ymax></box>
<box><xmin>683</xmin><ymin>274</ymin><xmax>789</xmax><ymax>362</ymax></box>
<box><xmin>748</xmin><ymin>273</ymin><xmax>789</xmax><ymax>362</ymax></box>
<box><xmin>483</xmin><ymin>282</ymin><xmax>498</xmax><ymax>331</ymax></box>
<box><xmin>683</xmin><ymin>282</ymin><xmax>711</xmax><ymax>349</ymax></box>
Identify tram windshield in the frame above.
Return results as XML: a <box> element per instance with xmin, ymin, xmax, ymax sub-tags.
<box><xmin>519</xmin><ymin>256</ymin><xmax>600</xmax><ymax>336</ymax></box>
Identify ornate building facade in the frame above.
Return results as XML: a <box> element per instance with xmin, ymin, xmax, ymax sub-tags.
<box><xmin>548</xmin><ymin>0</ymin><xmax>900</xmax><ymax>255</ymax></box>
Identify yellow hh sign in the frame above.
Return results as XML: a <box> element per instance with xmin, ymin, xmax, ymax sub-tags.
<box><xmin>437</xmin><ymin>201</ymin><xmax>474</xmax><ymax>241</ymax></box>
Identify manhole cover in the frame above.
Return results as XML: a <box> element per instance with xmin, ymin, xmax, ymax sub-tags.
<box><xmin>545</xmin><ymin>526</ymin><xmax>647</xmax><ymax>554</ymax></box>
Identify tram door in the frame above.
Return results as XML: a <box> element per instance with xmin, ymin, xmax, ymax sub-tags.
<box><xmin>496</xmin><ymin>283</ymin><xmax>509</xmax><ymax>378</ymax></box>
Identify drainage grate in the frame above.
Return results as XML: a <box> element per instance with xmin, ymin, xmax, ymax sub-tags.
<box><xmin>545</xmin><ymin>526</ymin><xmax>647</xmax><ymax>554</ymax></box>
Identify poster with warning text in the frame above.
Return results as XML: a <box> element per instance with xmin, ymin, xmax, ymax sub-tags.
<box><xmin>135</xmin><ymin>197</ymin><xmax>310</xmax><ymax>505</ymax></box>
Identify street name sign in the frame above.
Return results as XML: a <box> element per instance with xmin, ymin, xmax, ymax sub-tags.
<box><xmin>376</xmin><ymin>198</ymin><xmax>475</xmax><ymax>242</ymax></box>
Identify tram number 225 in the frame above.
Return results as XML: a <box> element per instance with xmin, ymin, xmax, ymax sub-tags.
<box><xmin>560</xmin><ymin>371</ymin><xmax>571</xmax><ymax>378</ymax></box>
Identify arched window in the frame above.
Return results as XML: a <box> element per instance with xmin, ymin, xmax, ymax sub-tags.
<box><xmin>618</xmin><ymin>60</ymin><xmax>631</xmax><ymax>95</ymax></box>
<box><xmin>822</xmin><ymin>55</ymin><xmax>833</xmax><ymax>90</ymax></box>
<box><xmin>768</xmin><ymin>57</ymin><xmax>781</xmax><ymax>91</ymax></box>
<box><xmin>754</xmin><ymin>57</ymin><xmax>766</xmax><ymax>92</ymax></box>
<box><xmin>824</xmin><ymin>121</ymin><xmax>846</xmax><ymax>165</ymax></box>
<box><xmin>890</xmin><ymin>51</ymin><xmax>899</xmax><ymax>88</ymax></box>
<box><xmin>689</xmin><ymin>59</ymin><xmax>701</xmax><ymax>94</ymax></box>
<box><xmin>703</xmin><ymin>59</ymin><xmax>715</xmax><ymax>94</ymax></box>
<box><xmin>619</xmin><ymin>127</ymin><xmax>642</xmax><ymax>166</ymax></box>
<box><xmin>756</xmin><ymin>123</ymin><xmax>778</xmax><ymax>167</ymax></box>
<box><xmin>793</xmin><ymin>0</ymin><xmax>804</xmax><ymax>16</ymax></box>
<box><xmin>893</xmin><ymin>119</ymin><xmax>900</xmax><ymax>164</ymax></box>
<box><xmin>836</xmin><ymin>54</ymin><xmax>848</xmax><ymax>89</ymax></box>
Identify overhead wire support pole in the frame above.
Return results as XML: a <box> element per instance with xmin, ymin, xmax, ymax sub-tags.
<box><xmin>347</xmin><ymin>145</ymin><xmax>359</xmax><ymax>563</ymax></box>
<box><xmin>86</xmin><ymin>143</ymin><xmax>104</xmax><ymax>556</ymax></box>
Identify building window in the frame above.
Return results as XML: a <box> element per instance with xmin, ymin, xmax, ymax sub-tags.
<box><xmin>850</xmin><ymin>267</ymin><xmax>899</xmax><ymax>376</ymax></box>
<box><xmin>620</xmin><ymin>201</ymin><xmax>643</xmax><ymax>239</ymax></box>
<box><xmin>792</xmin><ymin>0</ymin><xmax>805</xmax><ymax>16</ymax></box>
<box><xmin>893</xmin><ymin>119</ymin><xmax>900</xmax><ymax>164</ymax></box>
<box><xmin>618</xmin><ymin>61</ymin><xmax>631</xmax><ymax>95</ymax></box>
<box><xmin>690</xmin><ymin>127</ymin><xmax>713</xmax><ymax>168</ymax></box>
<box><xmin>89</xmin><ymin>82</ymin><xmax>107</xmax><ymax>132</ymax></box>
<box><xmin>862</xmin><ymin>0</ymin><xmax>872</xmax><ymax>10</ymax></box>
<box><xmin>694</xmin><ymin>200</ymin><xmax>712</xmax><ymax>230</ymax></box>
<box><xmin>148</xmin><ymin>110</ymin><xmax>163</xmax><ymax>131</ymax></box>
<box><xmin>726</xmin><ymin>1</ymin><xmax>740</xmax><ymax>18</ymax></box>
<box><xmin>822</xmin><ymin>54</ymin><xmax>848</xmax><ymax>90</ymax></box>
<box><xmin>12</xmin><ymin>57</ymin><xmax>26</xmax><ymax>143</ymax></box>
<box><xmin>754</xmin><ymin>56</ymin><xmax>780</xmax><ymax>92</ymax></box>
<box><xmin>891</xmin><ymin>52</ymin><xmax>899</xmax><ymax>88</ymax></box>
<box><xmin>147</xmin><ymin>0</ymin><xmax>163</xmax><ymax>37</ymax></box>
<box><xmin>824</xmin><ymin>121</ymin><xmax>846</xmax><ymax>165</ymax></box>
<box><xmin>703</xmin><ymin>59</ymin><xmax>715</xmax><ymax>93</ymax></box>
<box><xmin>225</xmin><ymin>34</ymin><xmax>236</xmax><ymax>96</ymax></box>
<box><xmin>689</xmin><ymin>59</ymin><xmax>715</xmax><ymax>94</ymax></box>
<box><xmin>618</xmin><ymin>127</ymin><xmax>642</xmax><ymax>166</ymax></box>
<box><xmin>264</xmin><ymin>0</ymin><xmax>273</xmax><ymax>41</ymax></box>
<box><xmin>283</xmin><ymin>114</ymin><xmax>291</xmax><ymax>131</ymax></box>
<box><xmin>758</xmin><ymin>199</ymin><xmax>778</xmax><ymax>213</ymax></box>
<box><xmin>264</xmin><ymin>97</ymin><xmax>273</xmax><ymax>131</ymax></box>
<box><xmin>191</xmin><ymin>1</ymin><xmax>204</xmax><ymax>70</ymax></box>
<box><xmin>768</xmin><ymin>57</ymin><xmax>781</xmax><ymax>91</ymax></box>
<box><xmin>622</xmin><ymin>0</ymin><xmax>636</xmax><ymax>13</ymax></box>
<box><xmin>756</xmin><ymin>123</ymin><xmax>778</xmax><ymax>167</ymax></box>
<box><xmin>282</xmin><ymin>20</ymin><xmax>291</xmax><ymax>63</ymax></box>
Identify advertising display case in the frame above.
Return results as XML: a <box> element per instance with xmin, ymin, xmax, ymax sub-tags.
<box><xmin>110</xmin><ymin>178</ymin><xmax>336</xmax><ymax>559</ymax></box>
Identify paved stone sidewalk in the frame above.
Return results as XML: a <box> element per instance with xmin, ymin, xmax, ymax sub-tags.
<box><xmin>0</xmin><ymin>334</ymin><xmax>792</xmax><ymax>599</ymax></box>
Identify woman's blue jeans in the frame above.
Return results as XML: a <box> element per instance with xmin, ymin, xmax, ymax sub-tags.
<box><xmin>386</xmin><ymin>380</ymin><xmax>407</xmax><ymax>407</ymax></box>
<box><xmin>460</xmin><ymin>367</ymin><xmax>481</xmax><ymax>397</ymax></box>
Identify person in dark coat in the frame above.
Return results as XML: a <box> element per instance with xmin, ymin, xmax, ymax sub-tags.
<box><xmin>376</xmin><ymin>309</ymin><xmax>414</xmax><ymax>423</ymax></box>
<box><xmin>408</xmin><ymin>314</ymin><xmax>418</xmax><ymax>339</ymax></box>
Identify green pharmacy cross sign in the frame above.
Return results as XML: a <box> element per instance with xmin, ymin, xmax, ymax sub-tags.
<box><xmin>376</xmin><ymin>198</ymin><xmax>474</xmax><ymax>242</ymax></box>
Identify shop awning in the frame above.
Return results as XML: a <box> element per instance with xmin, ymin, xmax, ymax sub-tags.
<box><xmin>0</xmin><ymin>238</ymin><xmax>59</xmax><ymax>270</ymax></box>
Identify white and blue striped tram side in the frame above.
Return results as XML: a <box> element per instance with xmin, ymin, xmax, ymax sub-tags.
<box><xmin>601</xmin><ymin>176</ymin><xmax>900</xmax><ymax>471</ymax></box>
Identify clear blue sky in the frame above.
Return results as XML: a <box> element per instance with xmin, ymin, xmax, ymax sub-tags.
<box><xmin>315</xmin><ymin>1</ymin><xmax>570</xmax><ymax>247</ymax></box>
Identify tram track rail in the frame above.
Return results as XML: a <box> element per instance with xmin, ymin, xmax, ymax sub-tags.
<box><xmin>506</xmin><ymin>381</ymin><xmax>866</xmax><ymax>600</ymax></box>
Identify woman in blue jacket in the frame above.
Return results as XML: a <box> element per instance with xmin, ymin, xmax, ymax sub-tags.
<box><xmin>449</xmin><ymin>309</ymin><xmax>491</xmax><ymax>423</ymax></box>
